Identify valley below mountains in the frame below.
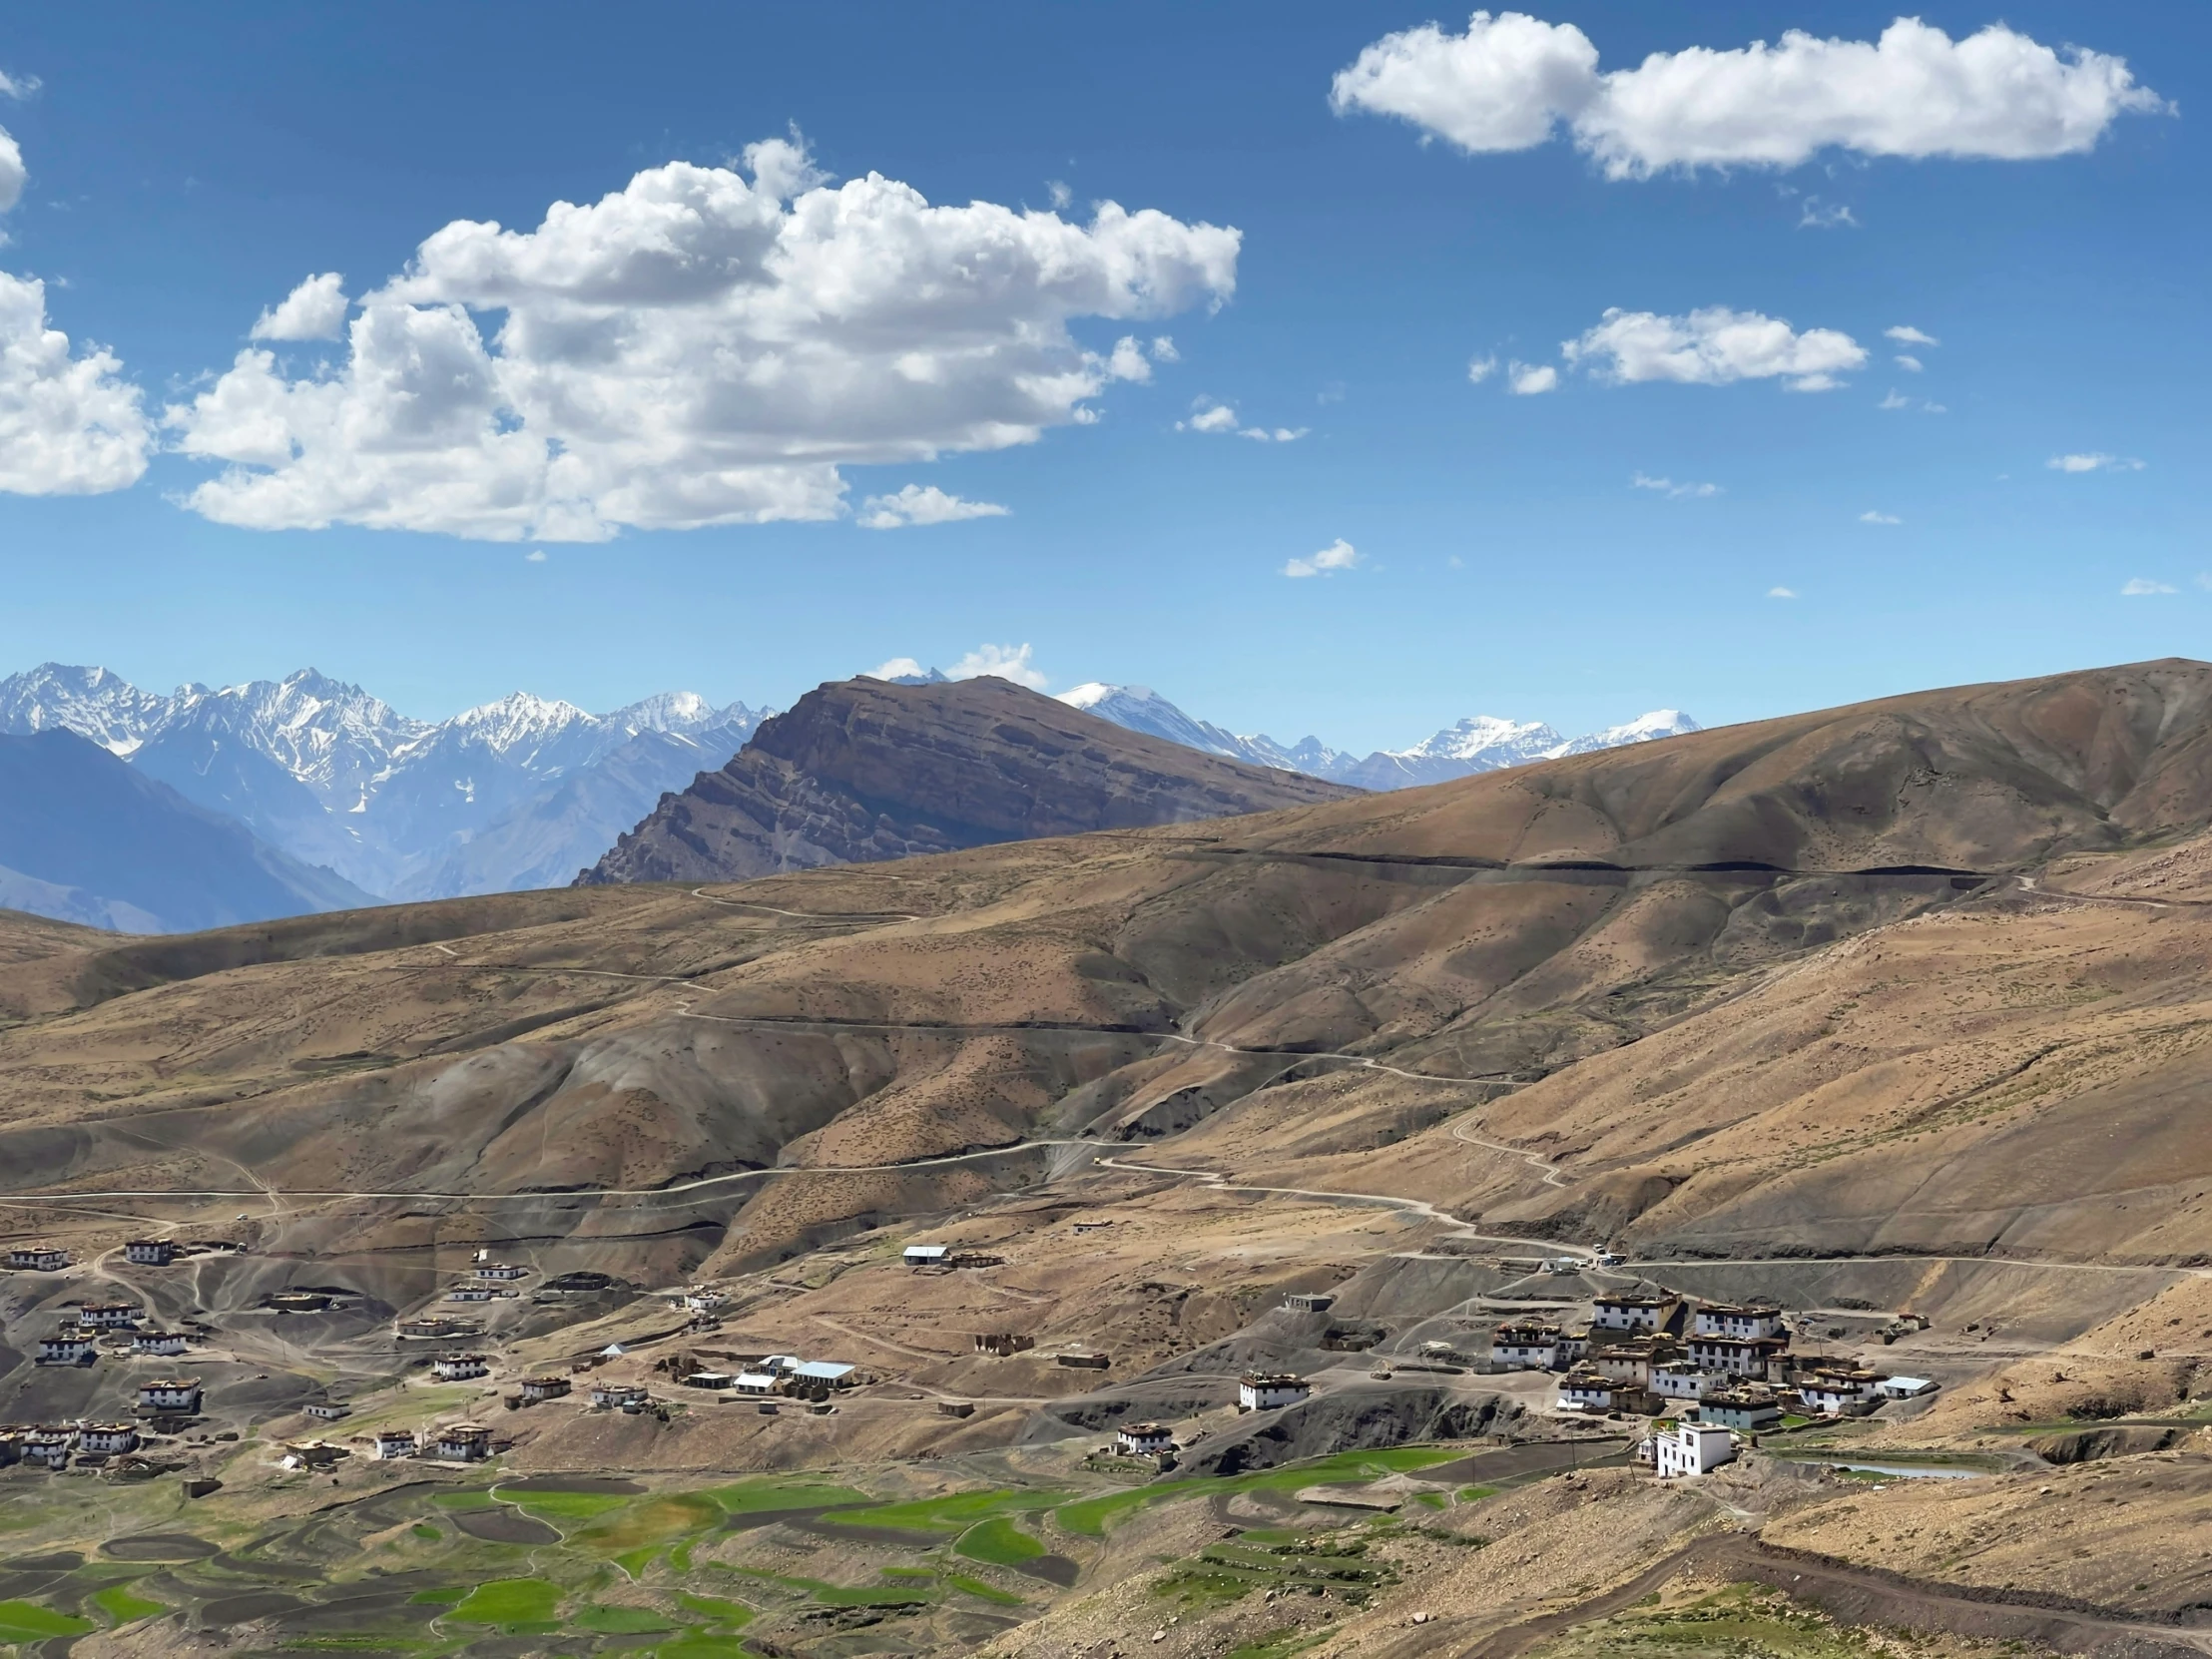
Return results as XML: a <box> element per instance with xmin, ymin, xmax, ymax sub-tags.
<box><xmin>5</xmin><ymin>660</ymin><xmax>2212</xmax><ymax>1659</ymax></box>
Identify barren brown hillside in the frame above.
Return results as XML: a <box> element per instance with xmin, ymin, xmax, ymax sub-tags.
<box><xmin>7</xmin><ymin>658</ymin><xmax>2212</xmax><ymax>1279</ymax></box>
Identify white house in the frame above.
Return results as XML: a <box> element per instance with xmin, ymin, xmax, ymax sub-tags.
<box><xmin>1697</xmin><ymin>1390</ymin><xmax>1784</xmax><ymax>1431</ymax></box>
<box><xmin>372</xmin><ymin>1429</ymin><xmax>417</xmax><ymax>1459</ymax></box>
<box><xmin>1653</xmin><ymin>1420</ymin><xmax>1736</xmax><ymax>1478</ymax></box>
<box><xmin>1284</xmin><ymin>1293</ymin><xmax>1335</xmax><ymax>1314</ymax></box>
<box><xmin>517</xmin><ymin>1377</ymin><xmax>571</xmax><ymax>1404</ymax></box>
<box><xmin>138</xmin><ymin>1379</ymin><xmax>203</xmax><ymax>1413</ymax></box>
<box><xmin>472</xmin><ymin>1262</ymin><xmax>528</xmax><ymax>1281</ymax></box>
<box><xmin>21</xmin><ymin>1428</ymin><xmax>74</xmax><ymax>1468</ymax></box>
<box><xmin>790</xmin><ymin>1362</ymin><xmax>856</xmax><ymax>1389</ymax></box>
<box><xmin>123</xmin><ymin>1240</ymin><xmax>177</xmax><ymax>1266</ymax></box>
<box><xmin>433</xmin><ymin>1354</ymin><xmax>490</xmax><ymax>1382</ymax></box>
<box><xmin>903</xmin><ymin>1244</ymin><xmax>950</xmax><ymax>1267</ymax></box>
<box><xmin>1239</xmin><ymin>1373</ymin><xmax>1310</xmax><ymax>1411</ymax></box>
<box><xmin>1490</xmin><ymin>1322</ymin><xmax>1561</xmax><ymax>1370</ymax></box>
<box><xmin>1688</xmin><ymin>1336</ymin><xmax>1788</xmax><ymax>1379</ymax></box>
<box><xmin>446</xmin><ymin>1285</ymin><xmax>496</xmax><ymax>1303</ymax></box>
<box><xmin>36</xmin><ymin>1333</ymin><xmax>97</xmax><ymax>1366</ymax></box>
<box><xmin>304</xmin><ymin>1402</ymin><xmax>350</xmax><ymax>1421</ymax></box>
<box><xmin>77</xmin><ymin>1302</ymin><xmax>141</xmax><ymax>1330</ymax></box>
<box><xmin>1796</xmin><ymin>1372</ymin><xmax>1886</xmax><ymax>1416</ymax></box>
<box><xmin>1650</xmin><ymin>1364</ymin><xmax>1722</xmax><ymax>1400</ymax></box>
<box><xmin>1878</xmin><ymin>1376</ymin><xmax>1936</xmax><ymax>1398</ymax></box>
<box><xmin>682</xmin><ymin>1289</ymin><xmax>726</xmax><ymax>1312</ymax></box>
<box><xmin>132</xmin><ymin>1331</ymin><xmax>188</xmax><ymax>1357</ymax></box>
<box><xmin>733</xmin><ymin>1373</ymin><xmax>780</xmax><ymax>1395</ymax></box>
<box><xmin>78</xmin><ymin>1422</ymin><xmax>140</xmax><ymax>1454</ymax></box>
<box><xmin>591</xmin><ymin>1383</ymin><xmax>651</xmax><ymax>1409</ymax></box>
<box><xmin>432</xmin><ymin>1425</ymin><xmax>492</xmax><ymax>1461</ymax></box>
<box><xmin>1116</xmin><ymin>1421</ymin><xmax>1175</xmax><ymax>1456</ymax></box>
<box><xmin>7</xmin><ymin>1245</ymin><xmax>69</xmax><ymax>1271</ymax></box>
<box><xmin>1591</xmin><ymin>1293</ymin><xmax>1672</xmax><ymax>1333</ymax></box>
<box><xmin>1558</xmin><ymin>1371</ymin><xmax>1632</xmax><ymax>1412</ymax></box>
<box><xmin>1588</xmin><ymin>1342</ymin><xmax>1669</xmax><ymax>1387</ymax></box>
<box><xmin>1692</xmin><ymin>1302</ymin><xmax>1785</xmax><ymax>1341</ymax></box>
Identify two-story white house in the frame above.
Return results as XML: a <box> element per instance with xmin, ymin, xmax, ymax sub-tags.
<box><xmin>1239</xmin><ymin>1373</ymin><xmax>1310</xmax><ymax>1411</ymax></box>
<box><xmin>1591</xmin><ymin>1293</ymin><xmax>1674</xmax><ymax>1334</ymax></box>
<box><xmin>138</xmin><ymin>1379</ymin><xmax>203</xmax><ymax>1413</ymax></box>
<box><xmin>1653</xmin><ymin>1419</ymin><xmax>1736</xmax><ymax>1478</ymax></box>
<box><xmin>1691</xmin><ymin>1302</ymin><xmax>1786</xmax><ymax>1341</ymax></box>
<box><xmin>1490</xmin><ymin>1322</ymin><xmax>1562</xmax><ymax>1370</ymax></box>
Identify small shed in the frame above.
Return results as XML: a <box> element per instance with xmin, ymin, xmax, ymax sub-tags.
<box><xmin>903</xmin><ymin>1244</ymin><xmax>950</xmax><ymax>1267</ymax></box>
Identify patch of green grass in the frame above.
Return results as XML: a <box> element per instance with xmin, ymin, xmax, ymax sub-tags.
<box><xmin>880</xmin><ymin>1566</ymin><xmax>936</xmax><ymax>1579</ymax></box>
<box><xmin>1412</xmin><ymin>1491</ymin><xmax>1446</xmax><ymax>1511</ymax></box>
<box><xmin>670</xmin><ymin>1541</ymin><xmax>695</xmax><ymax>1573</ymax></box>
<box><xmin>1056</xmin><ymin>1446</ymin><xmax>1463</xmax><ymax>1538</ymax></box>
<box><xmin>575</xmin><ymin>1604</ymin><xmax>678</xmax><ymax>1633</ymax></box>
<box><xmin>447</xmin><ymin>1576</ymin><xmax>563</xmax><ymax>1625</ymax></box>
<box><xmin>706</xmin><ymin>1477</ymin><xmax>872</xmax><ymax>1514</ymax></box>
<box><xmin>956</xmin><ymin>1515</ymin><xmax>1046</xmax><ymax>1565</ymax></box>
<box><xmin>1456</xmin><ymin>1484</ymin><xmax>1496</xmax><ymax>1502</ymax></box>
<box><xmin>1525</xmin><ymin>1582</ymin><xmax>1877</xmax><ymax>1659</ymax></box>
<box><xmin>614</xmin><ymin>1545</ymin><xmax>661</xmax><ymax>1578</ymax></box>
<box><xmin>0</xmin><ymin>1599</ymin><xmax>97</xmax><ymax>1640</ymax></box>
<box><xmin>577</xmin><ymin>1492</ymin><xmax>722</xmax><ymax>1553</ymax></box>
<box><xmin>496</xmin><ymin>1485</ymin><xmax>629</xmax><ymax>1521</ymax></box>
<box><xmin>92</xmin><ymin>1583</ymin><xmax>167</xmax><ymax>1625</ymax></box>
<box><xmin>676</xmin><ymin>1592</ymin><xmax>756</xmax><ymax>1627</ymax></box>
<box><xmin>821</xmin><ymin>1486</ymin><xmax>1063</xmax><ymax>1533</ymax></box>
<box><xmin>654</xmin><ymin>1639</ymin><xmax>754</xmax><ymax>1659</ymax></box>
<box><xmin>408</xmin><ymin>1586</ymin><xmax>467</xmax><ymax>1605</ymax></box>
<box><xmin>409</xmin><ymin>1522</ymin><xmax>442</xmax><ymax>1541</ymax></box>
<box><xmin>431</xmin><ymin>1489</ymin><xmax>497</xmax><ymax>1510</ymax></box>
<box><xmin>1228</xmin><ymin>1627</ymin><xmax>1336</xmax><ymax>1659</ymax></box>
<box><xmin>947</xmin><ymin>1574</ymin><xmax>1025</xmax><ymax>1606</ymax></box>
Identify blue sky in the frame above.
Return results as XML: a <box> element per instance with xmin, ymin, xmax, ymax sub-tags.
<box><xmin>0</xmin><ymin>2</ymin><xmax>2204</xmax><ymax>752</ymax></box>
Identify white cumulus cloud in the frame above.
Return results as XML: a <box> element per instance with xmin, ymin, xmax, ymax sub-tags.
<box><xmin>2048</xmin><ymin>452</ymin><xmax>2144</xmax><ymax>473</ymax></box>
<box><xmin>1284</xmin><ymin>538</ymin><xmax>1361</xmax><ymax>579</ymax></box>
<box><xmin>525</xmin><ymin>548</ymin><xmax>547</xmax><ymax>562</ymax></box>
<box><xmin>948</xmin><ymin>642</ymin><xmax>1047</xmax><ymax>688</ymax></box>
<box><xmin>856</xmin><ymin>483</ymin><xmax>1010</xmax><ymax>529</ymax></box>
<box><xmin>0</xmin><ymin>272</ymin><xmax>150</xmax><ymax>496</ymax></box>
<box><xmin>2120</xmin><ymin>578</ymin><xmax>2175</xmax><ymax>596</ymax></box>
<box><xmin>1565</xmin><ymin>306</ymin><xmax>1864</xmax><ymax>391</ymax></box>
<box><xmin>1507</xmin><ymin>360</ymin><xmax>1557</xmax><ymax>394</ymax></box>
<box><xmin>1886</xmin><ymin>324</ymin><xmax>1939</xmax><ymax>346</ymax></box>
<box><xmin>1768</xmin><ymin>586</ymin><xmax>1798</xmax><ymax>599</ymax></box>
<box><xmin>1860</xmin><ymin>510</ymin><xmax>1902</xmax><ymax>525</ymax></box>
<box><xmin>1467</xmin><ymin>353</ymin><xmax>1498</xmax><ymax>383</ymax></box>
<box><xmin>166</xmin><ymin>139</ymin><xmax>1239</xmax><ymax>541</ymax></box>
<box><xmin>1895</xmin><ymin>353</ymin><xmax>1923</xmax><ymax>372</ymax></box>
<box><xmin>1180</xmin><ymin>396</ymin><xmax>1305</xmax><ymax>440</ymax></box>
<box><xmin>250</xmin><ymin>273</ymin><xmax>350</xmax><ymax>341</ymax></box>
<box><xmin>1332</xmin><ymin>14</ymin><xmax>2166</xmax><ymax>177</ymax></box>
<box><xmin>865</xmin><ymin>656</ymin><xmax>928</xmax><ymax>681</ymax></box>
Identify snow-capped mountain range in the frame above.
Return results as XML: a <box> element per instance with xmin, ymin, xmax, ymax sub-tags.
<box><xmin>1052</xmin><ymin>682</ymin><xmax>1699</xmax><ymax>790</ymax></box>
<box><xmin>0</xmin><ymin>665</ymin><xmax>769</xmax><ymax>901</ymax></box>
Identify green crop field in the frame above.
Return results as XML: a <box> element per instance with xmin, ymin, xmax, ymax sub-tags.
<box><xmin>956</xmin><ymin>1515</ymin><xmax>1047</xmax><ymax>1565</ymax></box>
<box><xmin>447</xmin><ymin>1576</ymin><xmax>564</xmax><ymax>1625</ymax></box>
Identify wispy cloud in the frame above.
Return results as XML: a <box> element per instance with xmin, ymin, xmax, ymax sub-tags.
<box><xmin>1860</xmin><ymin>510</ymin><xmax>1902</xmax><ymax>525</ymax></box>
<box><xmin>1632</xmin><ymin>472</ymin><xmax>1721</xmax><ymax>498</ymax></box>
<box><xmin>1467</xmin><ymin>354</ymin><xmax>1498</xmax><ymax>384</ymax></box>
<box><xmin>948</xmin><ymin>641</ymin><xmax>1047</xmax><ymax>686</ymax></box>
<box><xmin>2048</xmin><ymin>452</ymin><xmax>2145</xmax><ymax>473</ymax></box>
<box><xmin>1284</xmin><ymin>538</ymin><xmax>1361</xmax><ymax>579</ymax></box>
<box><xmin>1886</xmin><ymin>325</ymin><xmax>1939</xmax><ymax>346</ymax></box>
<box><xmin>2121</xmin><ymin>578</ymin><xmax>2176</xmax><ymax>596</ymax></box>
<box><xmin>1767</xmin><ymin>586</ymin><xmax>1798</xmax><ymax>599</ymax></box>
<box><xmin>1798</xmin><ymin>200</ymin><xmax>1857</xmax><ymax>230</ymax></box>
<box><xmin>1894</xmin><ymin>353</ymin><xmax>1924</xmax><ymax>372</ymax></box>
<box><xmin>525</xmin><ymin>548</ymin><xmax>547</xmax><ymax>563</ymax></box>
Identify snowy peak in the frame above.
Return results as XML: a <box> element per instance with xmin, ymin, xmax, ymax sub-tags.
<box><xmin>1545</xmin><ymin>710</ymin><xmax>1701</xmax><ymax>757</ymax></box>
<box><xmin>1057</xmin><ymin>682</ymin><xmax>1698</xmax><ymax>793</ymax></box>
<box><xmin>442</xmin><ymin>692</ymin><xmax>597</xmax><ymax>753</ymax></box>
<box><xmin>0</xmin><ymin>663</ymin><xmax>171</xmax><ymax>756</ymax></box>
<box><xmin>1397</xmin><ymin>716</ymin><xmax>1564</xmax><ymax>766</ymax></box>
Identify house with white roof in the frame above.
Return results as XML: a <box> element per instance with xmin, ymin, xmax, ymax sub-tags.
<box><xmin>1653</xmin><ymin>1419</ymin><xmax>1736</xmax><ymax>1478</ymax></box>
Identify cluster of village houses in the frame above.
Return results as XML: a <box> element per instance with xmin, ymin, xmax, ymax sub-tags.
<box><xmin>1490</xmin><ymin>1292</ymin><xmax>1935</xmax><ymax>1431</ymax></box>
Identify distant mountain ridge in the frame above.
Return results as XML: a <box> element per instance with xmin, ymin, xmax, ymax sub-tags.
<box><xmin>580</xmin><ymin>676</ymin><xmax>1360</xmax><ymax>886</ymax></box>
<box><xmin>0</xmin><ymin>729</ymin><xmax>376</xmax><ymax>932</ymax></box>
<box><xmin>1051</xmin><ymin>681</ymin><xmax>1698</xmax><ymax>789</ymax></box>
<box><xmin>0</xmin><ymin>664</ymin><xmax>769</xmax><ymax>902</ymax></box>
